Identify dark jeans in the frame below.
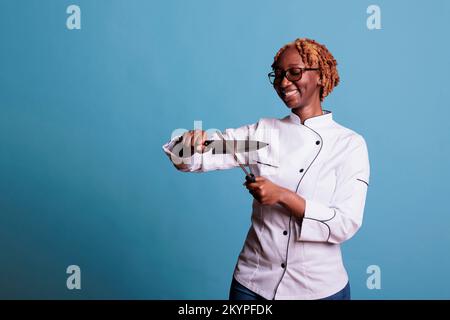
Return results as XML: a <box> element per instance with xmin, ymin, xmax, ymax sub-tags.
<box><xmin>229</xmin><ymin>277</ymin><xmax>351</xmax><ymax>300</ymax></box>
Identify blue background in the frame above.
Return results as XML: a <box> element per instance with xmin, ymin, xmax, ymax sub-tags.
<box><xmin>1</xmin><ymin>0</ymin><xmax>449</xmax><ymax>299</ymax></box>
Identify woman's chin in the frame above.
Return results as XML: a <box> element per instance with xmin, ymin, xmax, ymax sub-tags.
<box><xmin>284</xmin><ymin>99</ymin><xmax>301</xmax><ymax>109</ymax></box>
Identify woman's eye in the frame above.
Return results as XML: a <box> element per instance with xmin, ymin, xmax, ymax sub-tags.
<box><xmin>289</xmin><ymin>69</ymin><xmax>301</xmax><ymax>76</ymax></box>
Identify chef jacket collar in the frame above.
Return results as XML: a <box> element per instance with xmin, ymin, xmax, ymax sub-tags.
<box><xmin>288</xmin><ymin>109</ymin><xmax>333</xmax><ymax>128</ymax></box>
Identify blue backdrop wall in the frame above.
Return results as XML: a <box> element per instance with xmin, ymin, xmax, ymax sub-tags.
<box><xmin>1</xmin><ymin>0</ymin><xmax>449</xmax><ymax>299</ymax></box>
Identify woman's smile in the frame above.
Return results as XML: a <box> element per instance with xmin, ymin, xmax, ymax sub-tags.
<box><xmin>283</xmin><ymin>89</ymin><xmax>300</xmax><ymax>99</ymax></box>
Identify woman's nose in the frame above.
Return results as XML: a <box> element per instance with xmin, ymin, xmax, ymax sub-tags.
<box><xmin>280</xmin><ymin>75</ymin><xmax>291</xmax><ymax>87</ymax></box>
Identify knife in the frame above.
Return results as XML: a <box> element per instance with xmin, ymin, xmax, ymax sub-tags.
<box><xmin>176</xmin><ymin>138</ymin><xmax>269</xmax><ymax>157</ymax></box>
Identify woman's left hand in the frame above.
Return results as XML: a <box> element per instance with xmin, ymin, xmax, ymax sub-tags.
<box><xmin>244</xmin><ymin>176</ymin><xmax>286</xmax><ymax>205</ymax></box>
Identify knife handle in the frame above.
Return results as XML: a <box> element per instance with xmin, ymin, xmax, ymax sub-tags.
<box><xmin>245</xmin><ymin>173</ymin><xmax>256</xmax><ymax>183</ymax></box>
<box><xmin>177</xmin><ymin>140</ymin><xmax>213</xmax><ymax>157</ymax></box>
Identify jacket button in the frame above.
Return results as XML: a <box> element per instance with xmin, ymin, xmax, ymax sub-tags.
<box><xmin>283</xmin><ymin>230</ymin><xmax>288</xmax><ymax>235</ymax></box>
<box><xmin>281</xmin><ymin>263</ymin><xmax>286</xmax><ymax>269</ymax></box>
<box><xmin>299</xmin><ymin>168</ymin><xmax>304</xmax><ymax>173</ymax></box>
<box><xmin>316</xmin><ymin>140</ymin><xmax>320</xmax><ymax>145</ymax></box>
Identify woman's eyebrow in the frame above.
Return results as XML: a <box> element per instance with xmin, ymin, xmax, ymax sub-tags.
<box><xmin>273</xmin><ymin>64</ymin><xmax>305</xmax><ymax>70</ymax></box>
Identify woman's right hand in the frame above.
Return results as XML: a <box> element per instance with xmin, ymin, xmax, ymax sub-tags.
<box><xmin>179</xmin><ymin>130</ymin><xmax>208</xmax><ymax>154</ymax></box>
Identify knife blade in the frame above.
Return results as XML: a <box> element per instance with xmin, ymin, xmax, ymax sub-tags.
<box><xmin>176</xmin><ymin>138</ymin><xmax>269</xmax><ymax>157</ymax></box>
<box><xmin>208</xmin><ymin>140</ymin><xmax>269</xmax><ymax>154</ymax></box>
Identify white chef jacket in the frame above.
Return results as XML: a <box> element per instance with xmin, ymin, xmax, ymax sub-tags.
<box><xmin>162</xmin><ymin>110</ymin><xmax>370</xmax><ymax>300</ymax></box>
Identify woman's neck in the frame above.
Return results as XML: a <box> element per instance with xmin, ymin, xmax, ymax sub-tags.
<box><xmin>292</xmin><ymin>103</ymin><xmax>323</xmax><ymax>124</ymax></box>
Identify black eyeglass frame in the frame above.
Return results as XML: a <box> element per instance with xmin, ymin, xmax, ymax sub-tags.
<box><xmin>268</xmin><ymin>67</ymin><xmax>320</xmax><ymax>85</ymax></box>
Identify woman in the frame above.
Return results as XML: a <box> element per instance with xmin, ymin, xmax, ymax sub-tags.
<box><xmin>162</xmin><ymin>38</ymin><xmax>370</xmax><ymax>300</ymax></box>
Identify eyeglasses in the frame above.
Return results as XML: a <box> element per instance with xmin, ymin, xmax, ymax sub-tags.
<box><xmin>268</xmin><ymin>67</ymin><xmax>319</xmax><ymax>85</ymax></box>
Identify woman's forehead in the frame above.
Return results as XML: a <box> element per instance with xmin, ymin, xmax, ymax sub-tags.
<box><xmin>274</xmin><ymin>46</ymin><xmax>305</xmax><ymax>68</ymax></box>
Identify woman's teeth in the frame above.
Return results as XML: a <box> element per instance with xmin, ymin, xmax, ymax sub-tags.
<box><xmin>284</xmin><ymin>90</ymin><xmax>299</xmax><ymax>98</ymax></box>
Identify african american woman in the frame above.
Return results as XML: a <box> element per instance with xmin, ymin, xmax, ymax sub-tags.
<box><xmin>162</xmin><ymin>38</ymin><xmax>370</xmax><ymax>300</ymax></box>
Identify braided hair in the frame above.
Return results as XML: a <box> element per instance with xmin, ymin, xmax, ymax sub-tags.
<box><xmin>271</xmin><ymin>38</ymin><xmax>340</xmax><ymax>101</ymax></box>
